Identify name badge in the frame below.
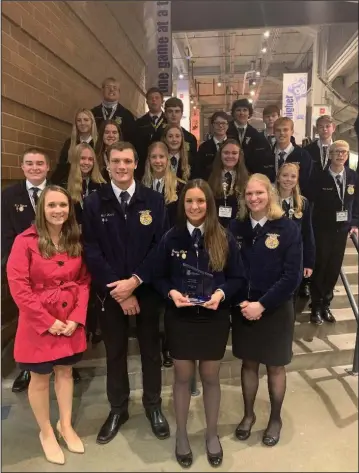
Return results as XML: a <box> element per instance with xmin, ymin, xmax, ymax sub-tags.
<box><xmin>218</xmin><ymin>206</ymin><xmax>232</xmax><ymax>218</ymax></box>
<box><xmin>336</xmin><ymin>211</ymin><xmax>348</xmax><ymax>222</ymax></box>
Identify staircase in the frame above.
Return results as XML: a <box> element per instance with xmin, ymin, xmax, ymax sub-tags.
<box><xmin>2</xmin><ymin>240</ymin><xmax>358</xmax><ymax>391</ymax></box>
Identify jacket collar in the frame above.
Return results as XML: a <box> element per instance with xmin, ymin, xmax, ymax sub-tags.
<box><xmin>100</xmin><ymin>181</ymin><xmax>146</xmax><ymax>204</ymax></box>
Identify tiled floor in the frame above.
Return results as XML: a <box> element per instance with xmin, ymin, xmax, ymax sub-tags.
<box><xmin>2</xmin><ymin>366</ymin><xmax>358</xmax><ymax>472</ymax></box>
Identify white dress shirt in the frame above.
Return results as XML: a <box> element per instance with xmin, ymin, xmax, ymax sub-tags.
<box><xmin>274</xmin><ymin>143</ymin><xmax>294</xmax><ymax>162</ymax></box>
<box><xmin>250</xmin><ymin>215</ymin><xmax>268</xmax><ymax>228</ymax></box>
<box><xmin>153</xmin><ymin>177</ymin><xmax>165</xmax><ymax>193</ymax></box>
<box><xmin>111</xmin><ymin>179</ymin><xmax>136</xmax><ymax>202</ymax></box>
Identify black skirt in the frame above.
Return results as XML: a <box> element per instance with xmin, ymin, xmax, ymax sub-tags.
<box><xmin>231</xmin><ymin>300</ymin><xmax>295</xmax><ymax>366</ymax></box>
<box><xmin>165</xmin><ymin>304</ymin><xmax>230</xmax><ymax>360</ymax></box>
<box><xmin>18</xmin><ymin>353</ymin><xmax>83</xmax><ymax>375</ymax></box>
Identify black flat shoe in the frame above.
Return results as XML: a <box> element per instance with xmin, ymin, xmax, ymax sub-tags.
<box><xmin>72</xmin><ymin>368</ymin><xmax>81</xmax><ymax>384</ymax></box>
<box><xmin>322</xmin><ymin>308</ymin><xmax>336</xmax><ymax>323</ymax></box>
<box><xmin>146</xmin><ymin>408</ymin><xmax>170</xmax><ymax>439</ymax></box>
<box><xmin>175</xmin><ymin>445</ymin><xmax>193</xmax><ymax>469</ymax></box>
<box><xmin>262</xmin><ymin>420</ymin><xmax>282</xmax><ymax>447</ymax></box>
<box><xmin>235</xmin><ymin>414</ymin><xmax>256</xmax><ymax>441</ymax></box>
<box><xmin>12</xmin><ymin>370</ymin><xmax>30</xmax><ymax>393</ymax></box>
<box><xmin>162</xmin><ymin>352</ymin><xmax>173</xmax><ymax>368</ymax></box>
<box><xmin>310</xmin><ymin>309</ymin><xmax>323</xmax><ymax>325</ymax></box>
<box><xmin>206</xmin><ymin>436</ymin><xmax>223</xmax><ymax>468</ymax></box>
<box><xmin>96</xmin><ymin>411</ymin><xmax>129</xmax><ymax>444</ymax></box>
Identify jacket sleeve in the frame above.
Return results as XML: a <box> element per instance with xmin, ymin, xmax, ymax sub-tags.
<box><xmin>134</xmin><ymin>196</ymin><xmax>169</xmax><ymax>283</ymax></box>
<box><xmin>58</xmin><ymin>138</ymin><xmax>71</xmax><ymax>165</ymax></box>
<box><xmin>6</xmin><ymin>235</ymin><xmax>56</xmax><ymax>335</ymax></box>
<box><xmin>82</xmin><ymin>199</ymin><xmax>121</xmax><ymax>291</ymax></box>
<box><xmin>299</xmin><ymin>150</ymin><xmax>314</xmax><ymax>198</ymax></box>
<box><xmin>151</xmin><ymin>232</ymin><xmax>174</xmax><ymax>297</ymax></box>
<box><xmin>68</xmin><ymin>261</ymin><xmax>91</xmax><ymax>325</ymax></box>
<box><xmin>301</xmin><ymin>199</ymin><xmax>316</xmax><ymax>269</ymax></box>
<box><xmin>215</xmin><ymin>232</ymin><xmax>246</xmax><ymax>300</ymax></box>
<box><xmin>259</xmin><ymin>224</ymin><xmax>303</xmax><ymax>310</ymax></box>
<box><xmin>1</xmin><ymin>190</ymin><xmax>17</xmax><ymax>268</ymax></box>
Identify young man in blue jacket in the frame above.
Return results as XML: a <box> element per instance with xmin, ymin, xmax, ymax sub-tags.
<box><xmin>82</xmin><ymin>142</ymin><xmax>170</xmax><ymax>444</ymax></box>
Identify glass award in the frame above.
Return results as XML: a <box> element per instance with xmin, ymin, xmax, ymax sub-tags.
<box><xmin>182</xmin><ymin>263</ymin><xmax>214</xmax><ymax>304</ymax></box>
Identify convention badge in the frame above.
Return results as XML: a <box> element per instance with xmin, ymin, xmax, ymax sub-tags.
<box><xmin>15</xmin><ymin>204</ymin><xmax>27</xmax><ymax>212</ymax></box>
<box><xmin>139</xmin><ymin>210</ymin><xmax>152</xmax><ymax>225</ymax></box>
<box><xmin>347</xmin><ymin>184</ymin><xmax>355</xmax><ymax>195</ymax></box>
<box><xmin>180</xmin><ymin>250</ymin><xmax>187</xmax><ymax>260</ymax></box>
<box><xmin>115</xmin><ymin>116</ymin><xmax>122</xmax><ymax>126</ymax></box>
<box><xmin>218</xmin><ymin>206</ymin><xmax>232</xmax><ymax>218</ymax></box>
<box><xmin>288</xmin><ymin>208</ymin><xmax>295</xmax><ymax>220</ymax></box>
<box><xmin>245</xmin><ymin>137</ymin><xmax>251</xmax><ymax>145</ymax></box>
<box><xmin>336</xmin><ymin>211</ymin><xmax>348</xmax><ymax>222</ymax></box>
<box><xmin>293</xmin><ymin>211</ymin><xmax>303</xmax><ymax>219</ymax></box>
<box><xmin>265</xmin><ymin>233</ymin><xmax>280</xmax><ymax>249</ymax></box>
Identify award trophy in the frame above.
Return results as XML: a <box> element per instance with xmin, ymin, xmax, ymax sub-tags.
<box><xmin>182</xmin><ymin>263</ymin><xmax>214</xmax><ymax>304</ymax></box>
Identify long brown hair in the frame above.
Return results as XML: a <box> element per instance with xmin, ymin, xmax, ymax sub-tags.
<box><xmin>276</xmin><ymin>162</ymin><xmax>304</xmax><ymax>217</ymax></box>
<box><xmin>94</xmin><ymin>119</ymin><xmax>122</xmax><ymax>170</ymax></box>
<box><xmin>142</xmin><ymin>142</ymin><xmax>179</xmax><ymax>204</ymax></box>
<box><xmin>161</xmin><ymin>124</ymin><xmax>191</xmax><ymax>181</ymax></box>
<box><xmin>68</xmin><ymin>108</ymin><xmax>97</xmax><ymax>163</ymax></box>
<box><xmin>177</xmin><ymin>179</ymin><xmax>229</xmax><ymax>271</ymax></box>
<box><xmin>238</xmin><ymin>173</ymin><xmax>283</xmax><ymax>221</ymax></box>
<box><xmin>208</xmin><ymin>139</ymin><xmax>249</xmax><ymax>199</ymax></box>
<box><xmin>35</xmin><ymin>186</ymin><xmax>82</xmax><ymax>258</ymax></box>
<box><xmin>67</xmin><ymin>143</ymin><xmax>106</xmax><ymax>203</ymax></box>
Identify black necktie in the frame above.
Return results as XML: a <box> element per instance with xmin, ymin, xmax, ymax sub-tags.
<box><xmin>238</xmin><ymin>128</ymin><xmax>244</xmax><ymax>140</ymax></box>
<box><xmin>322</xmin><ymin>146</ymin><xmax>328</xmax><ymax>168</ymax></box>
<box><xmin>224</xmin><ymin>171</ymin><xmax>232</xmax><ymax>188</ymax></box>
<box><xmin>151</xmin><ymin>115</ymin><xmax>158</xmax><ymax>125</ymax></box>
<box><xmin>335</xmin><ymin>175</ymin><xmax>343</xmax><ymax>198</ymax></box>
<box><xmin>170</xmin><ymin>156</ymin><xmax>178</xmax><ymax>169</ymax></box>
<box><xmin>282</xmin><ymin>200</ymin><xmax>290</xmax><ymax>214</ymax></box>
<box><xmin>31</xmin><ymin>187</ymin><xmax>40</xmax><ymax>206</ymax></box>
<box><xmin>120</xmin><ymin>191</ymin><xmax>130</xmax><ymax>214</ymax></box>
<box><xmin>191</xmin><ymin>228</ymin><xmax>202</xmax><ymax>250</ymax></box>
<box><xmin>155</xmin><ymin>180</ymin><xmax>161</xmax><ymax>192</ymax></box>
<box><xmin>278</xmin><ymin>151</ymin><xmax>286</xmax><ymax>168</ymax></box>
<box><xmin>82</xmin><ymin>179</ymin><xmax>88</xmax><ymax>197</ymax></box>
<box><xmin>252</xmin><ymin>223</ymin><xmax>261</xmax><ymax>243</ymax></box>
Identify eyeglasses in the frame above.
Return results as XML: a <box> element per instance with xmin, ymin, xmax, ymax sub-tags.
<box><xmin>331</xmin><ymin>150</ymin><xmax>349</xmax><ymax>156</ymax></box>
<box><xmin>213</xmin><ymin>121</ymin><xmax>228</xmax><ymax>127</ymax></box>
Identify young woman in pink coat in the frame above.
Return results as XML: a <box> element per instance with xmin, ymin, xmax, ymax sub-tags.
<box><xmin>7</xmin><ymin>185</ymin><xmax>90</xmax><ymax>465</ymax></box>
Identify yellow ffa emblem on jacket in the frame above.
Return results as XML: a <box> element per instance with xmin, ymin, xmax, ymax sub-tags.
<box><xmin>15</xmin><ymin>204</ymin><xmax>27</xmax><ymax>212</ymax></box>
<box><xmin>265</xmin><ymin>233</ymin><xmax>280</xmax><ymax>249</ymax></box>
<box><xmin>115</xmin><ymin>117</ymin><xmax>122</xmax><ymax>126</ymax></box>
<box><xmin>139</xmin><ymin>210</ymin><xmax>152</xmax><ymax>225</ymax></box>
<box><xmin>347</xmin><ymin>184</ymin><xmax>355</xmax><ymax>195</ymax></box>
<box><xmin>185</xmin><ymin>142</ymin><xmax>190</xmax><ymax>152</ymax></box>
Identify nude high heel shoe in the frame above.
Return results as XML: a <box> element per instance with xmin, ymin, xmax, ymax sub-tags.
<box><xmin>56</xmin><ymin>421</ymin><xmax>85</xmax><ymax>454</ymax></box>
<box><xmin>39</xmin><ymin>432</ymin><xmax>65</xmax><ymax>465</ymax></box>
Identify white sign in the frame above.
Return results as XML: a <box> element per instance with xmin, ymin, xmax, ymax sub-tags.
<box><xmin>282</xmin><ymin>73</ymin><xmax>308</xmax><ymax>143</ymax></box>
<box><xmin>145</xmin><ymin>1</ymin><xmax>172</xmax><ymax>96</ymax></box>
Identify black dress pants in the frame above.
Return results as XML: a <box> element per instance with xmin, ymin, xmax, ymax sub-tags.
<box><xmin>98</xmin><ymin>285</ymin><xmax>163</xmax><ymax>414</ymax></box>
<box><xmin>310</xmin><ymin>229</ymin><xmax>348</xmax><ymax>308</ymax></box>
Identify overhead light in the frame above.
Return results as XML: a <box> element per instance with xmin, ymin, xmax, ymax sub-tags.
<box><xmin>261</xmin><ymin>47</ymin><xmax>267</xmax><ymax>53</ymax></box>
<box><xmin>179</xmin><ymin>73</ymin><xmax>184</xmax><ymax>79</ymax></box>
<box><xmin>248</xmin><ymin>98</ymin><xmax>253</xmax><ymax>103</ymax></box>
<box><xmin>252</xmin><ymin>81</ymin><xmax>256</xmax><ymax>86</ymax></box>
<box><xmin>190</xmin><ymin>99</ymin><xmax>194</xmax><ymax>104</ymax></box>
<box><xmin>217</xmin><ymin>81</ymin><xmax>222</xmax><ymax>87</ymax></box>
<box><xmin>264</xmin><ymin>30</ymin><xmax>270</xmax><ymax>38</ymax></box>
<box><xmin>250</xmin><ymin>90</ymin><xmax>255</xmax><ymax>96</ymax></box>
<box><xmin>256</xmin><ymin>71</ymin><xmax>261</xmax><ymax>76</ymax></box>
<box><xmin>193</xmin><ymin>105</ymin><xmax>197</xmax><ymax>109</ymax></box>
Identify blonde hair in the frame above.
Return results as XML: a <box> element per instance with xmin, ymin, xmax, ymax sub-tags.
<box><xmin>208</xmin><ymin>139</ymin><xmax>249</xmax><ymax>199</ymax></box>
<box><xmin>67</xmin><ymin>143</ymin><xmax>106</xmax><ymax>203</ymax></box>
<box><xmin>276</xmin><ymin>163</ymin><xmax>304</xmax><ymax>218</ymax></box>
<box><xmin>238</xmin><ymin>173</ymin><xmax>284</xmax><ymax>221</ymax></box>
<box><xmin>142</xmin><ymin>142</ymin><xmax>179</xmax><ymax>204</ymax></box>
<box><xmin>274</xmin><ymin>116</ymin><xmax>294</xmax><ymax>131</ymax></box>
<box><xmin>35</xmin><ymin>186</ymin><xmax>82</xmax><ymax>258</ymax></box>
<box><xmin>330</xmin><ymin>140</ymin><xmax>350</xmax><ymax>154</ymax></box>
<box><xmin>161</xmin><ymin>124</ymin><xmax>191</xmax><ymax>181</ymax></box>
<box><xmin>68</xmin><ymin>109</ymin><xmax>97</xmax><ymax>163</ymax></box>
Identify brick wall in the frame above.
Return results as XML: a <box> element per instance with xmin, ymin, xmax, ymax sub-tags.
<box><xmin>1</xmin><ymin>1</ymin><xmax>148</xmax><ymax>183</ymax></box>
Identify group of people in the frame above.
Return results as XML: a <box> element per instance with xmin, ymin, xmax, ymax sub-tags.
<box><xmin>2</xmin><ymin>76</ymin><xmax>359</xmax><ymax>468</ymax></box>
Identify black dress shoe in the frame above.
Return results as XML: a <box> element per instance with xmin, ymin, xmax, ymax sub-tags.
<box><xmin>322</xmin><ymin>307</ymin><xmax>336</xmax><ymax>323</ymax></box>
<box><xmin>206</xmin><ymin>436</ymin><xmax>223</xmax><ymax>468</ymax></box>
<box><xmin>72</xmin><ymin>368</ymin><xmax>81</xmax><ymax>384</ymax></box>
<box><xmin>262</xmin><ymin>420</ymin><xmax>282</xmax><ymax>447</ymax></box>
<box><xmin>175</xmin><ymin>444</ymin><xmax>193</xmax><ymax>469</ymax></box>
<box><xmin>299</xmin><ymin>282</ymin><xmax>310</xmax><ymax>298</ymax></box>
<box><xmin>235</xmin><ymin>414</ymin><xmax>256</xmax><ymax>441</ymax></box>
<box><xmin>162</xmin><ymin>351</ymin><xmax>173</xmax><ymax>368</ymax></box>
<box><xmin>96</xmin><ymin>411</ymin><xmax>129</xmax><ymax>444</ymax></box>
<box><xmin>310</xmin><ymin>309</ymin><xmax>323</xmax><ymax>325</ymax></box>
<box><xmin>12</xmin><ymin>370</ymin><xmax>30</xmax><ymax>393</ymax></box>
<box><xmin>91</xmin><ymin>332</ymin><xmax>103</xmax><ymax>344</ymax></box>
<box><xmin>146</xmin><ymin>408</ymin><xmax>170</xmax><ymax>439</ymax></box>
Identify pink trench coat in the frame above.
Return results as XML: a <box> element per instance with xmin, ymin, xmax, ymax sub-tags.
<box><xmin>6</xmin><ymin>226</ymin><xmax>91</xmax><ymax>363</ymax></box>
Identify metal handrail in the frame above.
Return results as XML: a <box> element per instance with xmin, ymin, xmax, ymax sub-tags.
<box><xmin>340</xmin><ymin>235</ymin><xmax>358</xmax><ymax>374</ymax></box>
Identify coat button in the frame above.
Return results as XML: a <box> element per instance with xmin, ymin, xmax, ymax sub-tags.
<box><xmin>58</xmin><ymin>261</ymin><xmax>64</xmax><ymax>266</ymax></box>
<box><xmin>62</xmin><ymin>302</ymin><xmax>67</xmax><ymax>308</ymax></box>
<box><xmin>59</xmin><ymin>281</ymin><xmax>64</xmax><ymax>285</ymax></box>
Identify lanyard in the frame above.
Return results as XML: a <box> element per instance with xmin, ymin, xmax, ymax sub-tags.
<box><xmin>102</xmin><ymin>103</ymin><xmax>117</xmax><ymax>120</ymax></box>
<box><xmin>151</xmin><ymin>116</ymin><xmax>164</xmax><ymax>131</ymax></box>
<box><xmin>332</xmin><ymin>171</ymin><xmax>346</xmax><ymax>210</ymax></box>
